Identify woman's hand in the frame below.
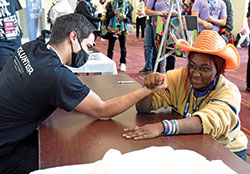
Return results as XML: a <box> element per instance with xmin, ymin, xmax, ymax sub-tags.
<box><xmin>123</xmin><ymin>122</ymin><xmax>164</xmax><ymax>140</ymax></box>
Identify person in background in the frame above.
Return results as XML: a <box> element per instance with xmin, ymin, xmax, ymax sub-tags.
<box><xmin>105</xmin><ymin>0</ymin><xmax>133</xmax><ymax>72</ymax></box>
<box><xmin>246</xmin><ymin>1</ymin><xmax>250</xmax><ymax>92</ymax></box>
<box><xmin>135</xmin><ymin>0</ymin><xmax>146</xmax><ymax>41</ymax></box>
<box><xmin>0</xmin><ymin>0</ymin><xmax>23</xmax><ymax>71</ymax></box>
<box><xmin>182</xmin><ymin>0</ymin><xmax>195</xmax><ymax>16</ymax></box>
<box><xmin>123</xmin><ymin>30</ymin><xmax>248</xmax><ymax>161</ymax></box>
<box><xmin>0</xmin><ymin>13</ymin><xmax>166</xmax><ymax>173</ymax></box>
<box><xmin>218</xmin><ymin>0</ymin><xmax>233</xmax><ymax>44</ymax></box>
<box><xmin>93</xmin><ymin>0</ymin><xmax>107</xmax><ymax>31</ymax></box>
<box><xmin>235</xmin><ymin>25</ymin><xmax>249</xmax><ymax>49</ymax></box>
<box><xmin>181</xmin><ymin>0</ymin><xmax>188</xmax><ymax>10</ymax></box>
<box><xmin>94</xmin><ymin>0</ymin><xmax>106</xmax><ymax>15</ymax></box>
<box><xmin>48</xmin><ymin>0</ymin><xmax>74</xmax><ymax>29</ymax></box>
<box><xmin>127</xmin><ymin>0</ymin><xmax>134</xmax><ymax>15</ymax></box>
<box><xmin>139</xmin><ymin>0</ymin><xmax>182</xmax><ymax>74</ymax></box>
<box><xmin>75</xmin><ymin>0</ymin><xmax>106</xmax><ymax>29</ymax></box>
<box><xmin>191</xmin><ymin>0</ymin><xmax>227</xmax><ymax>33</ymax></box>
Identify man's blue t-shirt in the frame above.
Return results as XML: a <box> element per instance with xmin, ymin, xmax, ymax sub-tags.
<box><xmin>0</xmin><ymin>40</ymin><xmax>90</xmax><ymax>151</ymax></box>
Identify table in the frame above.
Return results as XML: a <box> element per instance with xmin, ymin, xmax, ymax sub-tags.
<box><xmin>39</xmin><ymin>74</ymin><xmax>250</xmax><ymax>173</ymax></box>
<box><xmin>67</xmin><ymin>50</ymin><xmax>117</xmax><ymax>75</ymax></box>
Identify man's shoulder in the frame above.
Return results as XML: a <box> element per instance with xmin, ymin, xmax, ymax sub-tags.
<box><xmin>23</xmin><ymin>39</ymin><xmax>45</xmax><ymax>48</ymax></box>
<box><xmin>192</xmin><ymin>0</ymin><xmax>203</xmax><ymax>10</ymax></box>
<box><xmin>15</xmin><ymin>41</ymin><xmax>66</xmax><ymax>78</ymax></box>
<box><xmin>21</xmin><ymin>40</ymin><xmax>49</xmax><ymax>57</ymax></box>
<box><xmin>21</xmin><ymin>40</ymin><xmax>64</xmax><ymax>72</ymax></box>
<box><xmin>222</xmin><ymin>0</ymin><xmax>232</xmax><ymax>4</ymax></box>
<box><xmin>194</xmin><ymin>0</ymin><xmax>203</xmax><ymax>5</ymax></box>
<box><xmin>218</xmin><ymin>0</ymin><xmax>227</xmax><ymax>7</ymax></box>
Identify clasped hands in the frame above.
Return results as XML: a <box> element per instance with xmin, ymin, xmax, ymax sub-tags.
<box><xmin>204</xmin><ymin>16</ymin><xmax>215</xmax><ymax>30</ymax></box>
<box><xmin>123</xmin><ymin>72</ymin><xmax>168</xmax><ymax>140</ymax></box>
<box><xmin>143</xmin><ymin>72</ymin><xmax>167</xmax><ymax>90</ymax></box>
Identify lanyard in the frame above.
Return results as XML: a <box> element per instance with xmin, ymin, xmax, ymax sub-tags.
<box><xmin>183</xmin><ymin>85</ymin><xmax>211</xmax><ymax>118</ymax></box>
<box><xmin>207</xmin><ymin>0</ymin><xmax>217</xmax><ymax>16</ymax></box>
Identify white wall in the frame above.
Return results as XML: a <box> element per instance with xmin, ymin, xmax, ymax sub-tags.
<box><xmin>231</xmin><ymin>0</ymin><xmax>248</xmax><ymax>36</ymax></box>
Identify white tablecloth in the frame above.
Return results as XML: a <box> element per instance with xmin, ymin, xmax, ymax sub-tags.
<box><xmin>68</xmin><ymin>52</ymin><xmax>117</xmax><ymax>75</ymax></box>
<box><xmin>31</xmin><ymin>146</ymin><xmax>236</xmax><ymax>174</ymax></box>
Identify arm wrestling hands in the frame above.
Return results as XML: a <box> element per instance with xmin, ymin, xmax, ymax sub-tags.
<box><xmin>75</xmin><ymin>72</ymin><xmax>168</xmax><ymax>120</ymax></box>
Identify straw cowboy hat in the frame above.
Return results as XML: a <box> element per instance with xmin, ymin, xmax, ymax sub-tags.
<box><xmin>172</xmin><ymin>30</ymin><xmax>240</xmax><ymax>71</ymax></box>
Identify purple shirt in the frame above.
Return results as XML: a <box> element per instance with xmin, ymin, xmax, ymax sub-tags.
<box><xmin>192</xmin><ymin>0</ymin><xmax>227</xmax><ymax>32</ymax></box>
<box><xmin>147</xmin><ymin>0</ymin><xmax>182</xmax><ymax>12</ymax></box>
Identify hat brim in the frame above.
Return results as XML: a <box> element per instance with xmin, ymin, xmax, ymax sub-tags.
<box><xmin>175</xmin><ymin>39</ymin><xmax>240</xmax><ymax>71</ymax></box>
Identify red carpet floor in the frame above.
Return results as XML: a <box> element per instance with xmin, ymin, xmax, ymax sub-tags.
<box><xmin>95</xmin><ymin>32</ymin><xmax>250</xmax><ymax>137</ymax></box>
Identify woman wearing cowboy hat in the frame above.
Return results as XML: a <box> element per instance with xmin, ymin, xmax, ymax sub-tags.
<box><xmin>123</xmin><ymin>30</ymin><xmax>248</xmax><ymax>160</ymax></box>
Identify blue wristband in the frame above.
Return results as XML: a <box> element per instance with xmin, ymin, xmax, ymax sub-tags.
<box><xmin>171</xmin><ymin>120</ymin><xmax>176</xmax><ymax>135</ymax></box>
<box><xmin>162</xmin><ymin>120</ymin><xmax>171</xmax><ymax>135</ymax></box>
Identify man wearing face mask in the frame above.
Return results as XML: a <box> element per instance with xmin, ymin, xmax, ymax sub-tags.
<box><xmin>0</xmin><ymin>13</ymin><xmax>167</xmax><ymax>174</ymax></box>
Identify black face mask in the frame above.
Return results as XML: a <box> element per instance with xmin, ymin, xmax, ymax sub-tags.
<box><xmin>71</xmin><ymin>48</ymin><xmax>89</xmax><ymax>68</ymax></box>
<box><xmin>71</xmin><ymin>36</ymin><xmax>90</xmax><ymax>68</ymax></box>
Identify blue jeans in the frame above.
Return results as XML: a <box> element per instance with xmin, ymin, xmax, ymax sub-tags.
<box><xmin>143</xmin><ymin>23</ymin><xmax>175</xmax><ymax>73</ymax></box>
<box><xmin>144</xmin><ymin>23</ymin><xmax>157</xmax><ymax>70</ymax></box>
<box><xmin>107</xmin><ymin>33</ymin><xmax>127</xmax><ymax>64</ymax></box>
<box><xmin>234</xmin><ymin>149</ymin><xmax>247</xmax><ymax>161</ymax></box>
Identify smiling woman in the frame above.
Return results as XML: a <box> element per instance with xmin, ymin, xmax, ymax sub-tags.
<box><xmin>123</xmin><ymin>30</ymin><xmax>248</xmax><ymax>161</ymax></box>
<box><xmin>188</xmin><ymin>53</ymin><xmax>219</xmax><ymax>89</ymax></box>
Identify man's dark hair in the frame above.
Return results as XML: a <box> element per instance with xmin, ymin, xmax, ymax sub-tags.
<box><xmin>48</xmin><ymin>13</ymin><xmax>96</xmax><ymax>45</ymax></box>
